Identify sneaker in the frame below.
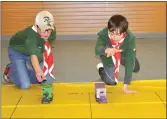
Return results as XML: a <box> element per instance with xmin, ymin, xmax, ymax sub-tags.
<box><xmin>96</xmin><ymin>63</ymin><xmax>105</xmax><ymax>81</ymax></box>
<box><xmin>3</xmin><ymin>64</ymin><xmax>12</xmax><ymax>83</ymax></box>
<box><xmin>97</xmin><ymin>63</ymin><xmax>104</xmax><ymax>73</ymax></box>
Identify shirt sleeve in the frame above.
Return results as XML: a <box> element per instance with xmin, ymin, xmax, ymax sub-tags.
<box><xmin>124</xmin><ymin>36</ymin><xmax>136</xmax><ymax>85</ymax></box>
<box><xmin>95</xmin><ymin>36</ymin><xmax>111</xmax><ymax>56</ymax></box>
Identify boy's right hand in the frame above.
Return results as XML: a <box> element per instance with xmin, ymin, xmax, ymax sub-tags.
<box><xmin>105</xmin><ymin>48</ymin><xmax>116</xmax><ymax>57</ymax></box>
<box><xmin>30</xmin><ymin>55</ymin><xmax>46</xmax><ymax>82</ymax></box>
<box><xmin>35</xmin><ymin>69</ymin><xmax>46</xmax><ymax>82</ymax></box>
<box><xmin>105</xmin><ymin>48</ymin><xmax>122</xmax><ymax>57</ymax></box>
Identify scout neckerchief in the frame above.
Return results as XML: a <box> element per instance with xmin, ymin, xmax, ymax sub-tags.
<box><xmin>43</xmin><ymin>41</ymin><xmax>55</xmax><ymax>79</ymax></box>
<box><xmin>109</xmin><ymin>32</ymin><xmax>126</xmax><ymax>83</ymax></box>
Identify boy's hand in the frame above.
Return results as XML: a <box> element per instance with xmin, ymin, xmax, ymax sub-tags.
<box><xmin>105</xmin><ymin>48</ymin><xmax>122</xmax><ymax>57</ymax></box>
<box><xmin>35</xmin><ymin>69</ymin><xmax>46</xmax><ymax>82</ymax></box>
<box><xmin>122</xmin><ymin>84</ymin><xmax>137</xmax><ymax>94</ymax></box>
<box><xmin>105</xmin><ymin>48</ymin><xmax>116</xmax><ymax>57</ymax></box>
<box><xmin>30</xmin><ymin>55</ymin><xmax>46</xmax><ymax>82</ymax></box>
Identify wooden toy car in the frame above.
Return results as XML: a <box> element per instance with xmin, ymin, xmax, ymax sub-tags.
<box><xmin>95</xmin><ymin>83</ymin><xmax>107</xmax><ymax>103</ymax></box>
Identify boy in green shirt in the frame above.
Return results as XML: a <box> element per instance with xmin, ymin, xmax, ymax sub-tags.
<box><xmin>3</xmin><ymin>11</ymin><xmax>56</xmax><ymax>103</ymax></box>
<box><xmin>95</xmin><ymin>14</ymin><xmax>139</xmax><ymax>94</ymax></box>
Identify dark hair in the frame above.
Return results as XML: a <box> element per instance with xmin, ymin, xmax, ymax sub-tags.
<box><xmin>108</xmin><ymin>14</ymin><xmax>128</xmax><ymax>34</ymax></box>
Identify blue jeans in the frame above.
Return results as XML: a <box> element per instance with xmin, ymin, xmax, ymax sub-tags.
<box><xmin>7</xmin><ymin>48</ymin><xmax>54</xmax><ymax>89</ymax></box>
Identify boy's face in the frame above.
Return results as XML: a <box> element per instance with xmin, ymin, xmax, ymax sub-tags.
<box><xmin>109</xmin><ymin>29</ymin><xmax>125</xmax><ymax>42</ymax></box>
<box><xmin>37</xmin><ymin>28</ymin><xmax>52</xmax><ymax>40</ymax></box>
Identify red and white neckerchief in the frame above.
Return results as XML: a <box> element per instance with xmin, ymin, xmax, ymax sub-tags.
<box><xmin>43</xmin><ymin>41</ymin><xmax>55</xmax><ymax>79</ymax></box>
<box><xmin>109</xmin><ymin>32</ymin><xmax>126</xmax><ymax>83</ymax></box>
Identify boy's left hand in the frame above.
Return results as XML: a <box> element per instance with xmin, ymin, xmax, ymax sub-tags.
<box><xmin>122</xmin><ymin>84</ymin><xmax>137</xmax><ymax>94</ymax></box>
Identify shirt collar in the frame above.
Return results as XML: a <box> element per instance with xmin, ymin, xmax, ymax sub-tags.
<box><xmin>108</xmin><ymin>30</ymin><xmax>111</xmax><ymax>39</ymax></box>
<box><xmin>32</xmin><ymin>25</ymin><xmax>37</xmax><ymax>33</ymax></box>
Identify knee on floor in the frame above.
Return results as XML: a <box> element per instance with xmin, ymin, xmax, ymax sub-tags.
<box><xmin>20</xmin><ymin>83</ymin><xmax>30</xmax><ymax>89</ymax></box>
<box><xmin>105</xmin><ymin>80</ymin><xmax>117</xmax><ymax>86</ymax></box>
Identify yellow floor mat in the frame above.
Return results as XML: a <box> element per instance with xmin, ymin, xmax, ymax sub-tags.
<box><xmin>1</xmin><ymin>79</ymin><xmax>166</xmax><ymax>118</ymax></box>
<box><xmin>1</xmin><ymin>86</ymin><xmax>23</xmax><ymax>118</ymax></box>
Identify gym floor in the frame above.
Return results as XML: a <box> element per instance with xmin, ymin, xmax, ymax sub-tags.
<box><xmin>1</xmin><ymin>38</ymin><xmax>166</xmax><ymax>84</ymax></box>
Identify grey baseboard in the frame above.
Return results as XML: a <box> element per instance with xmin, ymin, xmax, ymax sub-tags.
<box><xmin>1</xmin><ymin>32</ymin><xmax>166</xmax><ymax>40</ymax></box>
<box><xmin>134</xmin><ymin>32</ymin><xmax>166</xmax><ymax>39</ymax></box>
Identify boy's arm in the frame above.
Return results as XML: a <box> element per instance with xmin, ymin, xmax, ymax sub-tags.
<box><xmin>124</xmin><ymin>36</ymin><xmax>136</xmax><ymax>85</ymax></box>
<box><xmin>30</xmin><ymin>54</ymin><xmax>45</xmax><ymax>82</ymax></box>
<box><xmin>25</xmin><ymin>37</ymin><xmax>45</xmax><ymax>82</ymax></box>
<box><xmin>95</xmin><ymin>36</ymin><xmax>107</xmax><ymax>56</ymax></box>
<box><xmin>25</xmin><ymin>37</ymin><xmax>43</xmax><ymax>73</ymax></box>
<box><xmin>30</xmin><ymin>55</ymin><xmax>41</xmax><ymax>73</ymax></box>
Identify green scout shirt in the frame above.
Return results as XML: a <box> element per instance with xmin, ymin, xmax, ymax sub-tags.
<box><xmin>8</xmin><ymin>25</ymin><xmax>56</xmax><ymax>62</ymax></box>
<box><xmin>95</xmin><ymin>27</ymin><xmax>136</xmax><ymax>84</ymax></box>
